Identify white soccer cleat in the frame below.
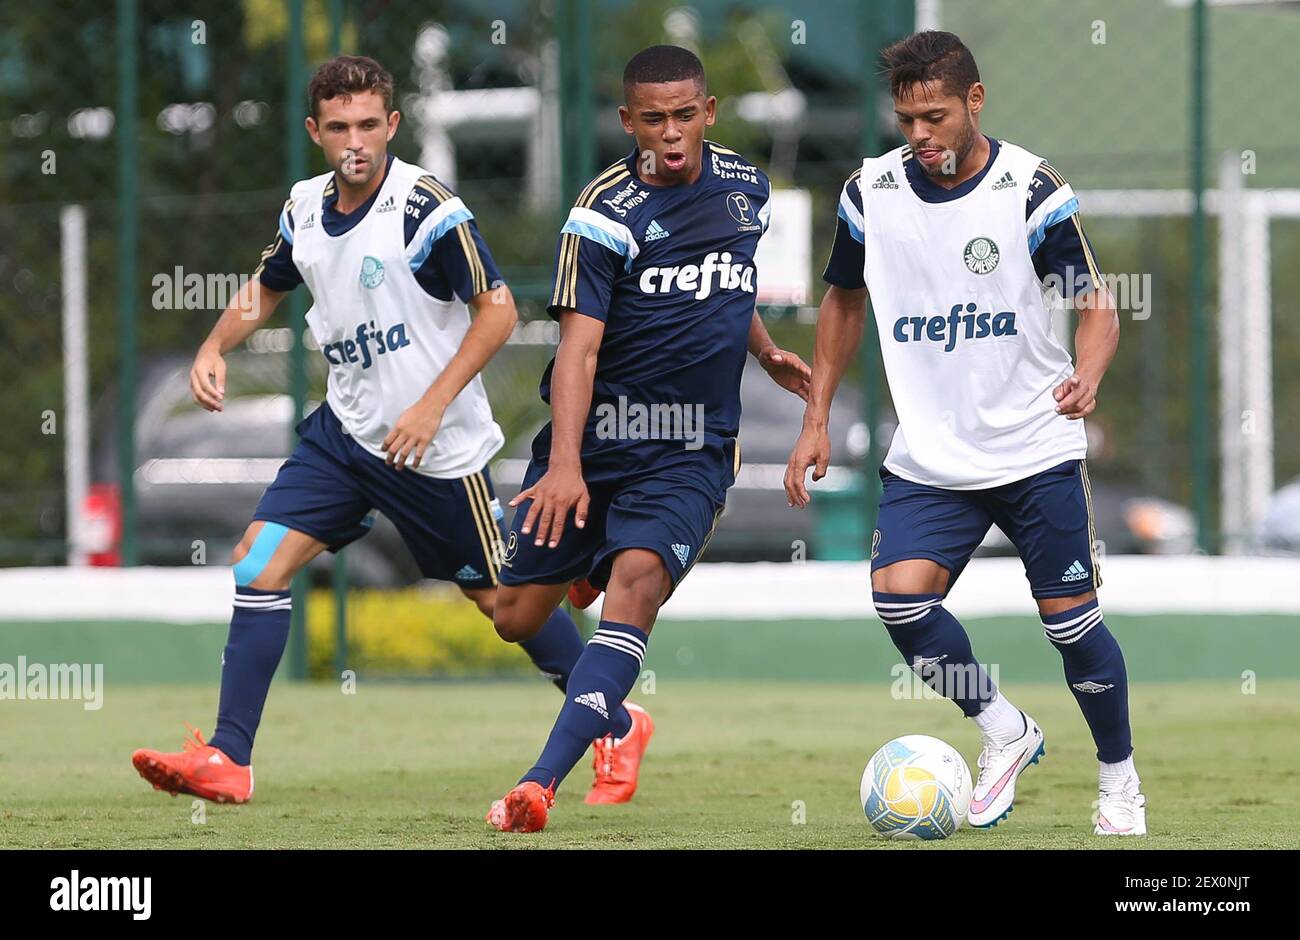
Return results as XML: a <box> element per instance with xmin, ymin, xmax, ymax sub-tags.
<box><xmin>967</xmin><ymin>711</ymin><xmax>1045</xmax><ymax>829</ymax></box>
<box><xmin>1094</xmin><ymin>779</ymin><xmax>1147</xmax><ymax>836</ymax></box>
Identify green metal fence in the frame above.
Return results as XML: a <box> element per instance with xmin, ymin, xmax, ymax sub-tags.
<box><xmin>5</xmin><ymin>0</ymin><xmax>1300</xmax><ymax>673</ymax></box>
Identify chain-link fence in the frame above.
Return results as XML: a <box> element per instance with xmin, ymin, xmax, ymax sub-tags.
<box><xmin>5</xmin><ymin>0</ymin><xmax>1298</xmax><ymax>587</ymax></box>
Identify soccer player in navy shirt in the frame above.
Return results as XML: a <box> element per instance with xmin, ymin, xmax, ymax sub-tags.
<box><xmin>487</xmin><ymin>45</ymin><xmax>811</xmax><ymax>831</ymax></box>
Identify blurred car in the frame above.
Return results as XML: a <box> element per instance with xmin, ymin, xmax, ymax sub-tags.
<box><xmin>1257</xmin><ymin>476</ymin><xmax>1300</xmax><ymax>553</ymax></box>
<box><xmin>94</xmin><ymin>352</ymin><xmax>420</xmax><ymax>587</ymax></box>
<box><xmin>95</xmin><ymin>348</ymin><xmax>1195</xmax><ymax>580</ymax></box>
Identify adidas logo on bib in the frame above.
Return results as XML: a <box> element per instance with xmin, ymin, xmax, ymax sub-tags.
<box><xmin>871</xmin><ymin>170</ymin><xmax>899</xmax><ymax>190</ymax></box>
<box><xmin>644</xmin><ymin>219</ymin><xmax>671</xmax><ymax>241</ymax></box>
<box><xmin>991</xmin><ymin>171</ymin><xmax>1016</xmax><ymax>190</ymax></box>
<box><xmin>1061</xmin><ymin>559</ymin><xmax>1090</xmax><ymax>583</ymax></box>
<box><xmin>376</xmin><ymin>194</ymin><xmax>397</xmax><ymax>213</ymax></box>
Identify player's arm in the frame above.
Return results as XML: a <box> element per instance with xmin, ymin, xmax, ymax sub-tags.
<box><xmin>385</xmin><ymin>185</ymin><xmax>517</xmax><ymax>469</ymax></box>
<box><xmin>784</xmin><ymin>285</ymin><xmax>868</xmax><ymax>507</ymax></box>
<box><xmin>511</xmin><ymin>200</ymin><xmax>624</xmax><ymax>548</ymax></box>
<box><xmin>1026</xmin><ymin>162</ymin><xmax>1119</xmax><ymax>420</ymax></box>
<box><xmin>1055</xmin><ymin>288</ymin><xmax>1118</xmax><ymax>420</ymax></box>
<box><xmin>192</xmin><ymin>198</ymin><xmax>302</xmax><ymax>412</ymax></box>
<box><xmin>513</xmin><ymin>310</ymin><xmax>604</xmax><ymax>548</ymax></box>
<box><xmin>383</xmin><ymin>284</ymin><xmax>518</xmax><ymax>470</ymax></box>
<box><xmin>191</xmin><ymin>278</ymin><xmax>288</xmax><ymax>413</ymax></box>
<box><xmin>748</xmin><ymin>309</ymin><xmax>811</xmax><ymax>401</ymax></box>
<box><xmin>785</xmin><ymin>173</ymin><xmax>868</xmax><ymax>507</ymax></box>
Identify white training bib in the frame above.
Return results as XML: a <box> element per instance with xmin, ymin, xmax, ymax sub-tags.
<box><xmin>287</xmin><ymin>157</ymin><xmax>503</xmax><ymax>477</ymax></box>
<box><xmin>855</xmin><ymin>141</ymin><xmax>1087</xmax><ymax>489</ymax></box>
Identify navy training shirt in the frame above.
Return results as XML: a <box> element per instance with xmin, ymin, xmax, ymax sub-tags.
<box><xmin>538</xmin><ymin>140</ymin><xmax>771</xmax><ymax>473</ymax></box>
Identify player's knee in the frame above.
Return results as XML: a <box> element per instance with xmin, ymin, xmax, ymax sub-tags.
<box><xmin>461</xmin><ymin>587</ymin><xmax>495</xmax><ymax>620</ymax></box>
<box><xmin>608</xmin><ymin>553</ymin><xmax>671</xmax><ymax>610</ymax></box>
<box><xmin>491</xmin><ymin>591</ymin><xmax>534</xmax><ymax>644</ymax></box>
<box><xmin>871</xmin><ymin>560</ymin><xmax>948</xmax><ymax>597</ymax></box>
<box><xmin>232</xmin><ymin>522</ymin><xmax>295</xmax><ymax>591</ymax></box>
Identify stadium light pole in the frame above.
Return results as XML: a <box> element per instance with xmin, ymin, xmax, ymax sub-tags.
<box><xmin>115</xmin><ymin>0</ymin><xmax>138</xmax><ymax>567</ymax></box>
<box><xmin>286</xmin><ymin>0</ymin><xmax>310</xmax><ymax>679</ymax></box>
<box><xmin>1189</xmin><ymin>0</ymin><xmax>1213</xmax><ymax>553</ymax></box>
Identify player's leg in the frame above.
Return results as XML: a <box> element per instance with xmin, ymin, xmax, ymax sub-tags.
<box><xmin>870</xmin><ymin>468</ymin><xmax>1043</xmax><ymax>828</ymax></box>
<box><xmin>870</xmin><ymin>471</ymin><xmax>999</xmax><ymax>717</ymax></box>
<box><xmin>368</xmin><ymin>459</ymin><xmax>591</xmax><ymax>694</ymax></box>
<box><xmin>131</xmin><ymin>405</ymin><xmax>373</xmax><ymax>803</ymax></box>
<box><xmin>995</xmin><ymin>459</ymin><xmax>1143</xmax><ymax>834</ymax></box>
<box><xmin>488</xmin><ymin>460</ymin><xmax>723</xmax><ymax>830</ymax></box>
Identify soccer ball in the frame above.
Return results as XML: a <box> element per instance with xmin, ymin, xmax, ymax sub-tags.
<box><xmin>860</xmin><ymin>734</ymin><xmax>972</xmax><ymax>841</ymax></box>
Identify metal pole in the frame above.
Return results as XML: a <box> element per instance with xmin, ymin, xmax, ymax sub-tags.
<box><xmin>574</xmin><ymin>0</ymin><xmax>596</xmax><ymax>189</ymax></box>
<box><xmin>557</xmin><ymin>0</ymin><xmax>577</xmax><ymax>206</ymax></box>
<box><xmin>116</xmin><ymin>0</ymin><xmax>138</xmax><ymax>566</ymax></box>
<box><xmin>858</xmin><ymin>1</ymin><xmax>883</xmax><ymax>557</ymax></box>
<box><xmin>1189</xmin><ymin>0</ymin><xmax>1213</xmax><ymax>553</ymax></box>
<box><xmin>286</xmin><ymin>0</ymin><xmax>310</xmax><ymax>678</ymax></box>
<box><xmin>328</xmin><ymin>0</ymin><xmax>348</xmax><ymax>677</ymax></box>
<box><xmin>61</xmin><ymin>206</ymin><xmax>89</xmax><ymax>567</ymax></box>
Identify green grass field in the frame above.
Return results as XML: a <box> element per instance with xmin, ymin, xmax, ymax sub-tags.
<box><xmin>3</xmin><ymin>678</ymin><xmax>1297</xmax><ymax>849</ymax></box>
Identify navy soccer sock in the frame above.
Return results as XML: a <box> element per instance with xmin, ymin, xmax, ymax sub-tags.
<box><xmin>1042</xmin><ymin>599</ymin><xmax>1132</xmax><ymax>763</ymax></box>
<box><xmin>517</xmin><ymin>606</ymin><xmax>635</xmax><ymax>743</ymax></box>
<box><xmin>520</xmin><ymin>620</ymin><xmax>644</xmax><ymax>791</ymax></box>
<box><xmin>519</xmin><ymin>607</ymin><xmax>585</xmax><ymax>692</ymax></box>
<box><xmin>874</xmin><ymin>592</ymin><xmax>997</xmax><ymax>717</ymax></box>
<box><xmin>208</xmin><ymin>587</ymin><xmax>292</xmax><ymax>766</ymax></box>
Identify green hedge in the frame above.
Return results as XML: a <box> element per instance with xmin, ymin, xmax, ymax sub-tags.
<box><xmin>306</xmin><ymin>586</ymin><xmax>539</xmax><ymax>679</ymax></box>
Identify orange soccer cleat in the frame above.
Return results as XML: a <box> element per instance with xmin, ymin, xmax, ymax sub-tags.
<box><xmin>131</xmin><ymin>724</ymin><xmax>253</xmax><ymax>804</ymax></box>
<box><xmin>487</xmin><ymin>781</ymin><xmax>556</xmax><ymax>833</ymax></box>
<box><xmin>567</xmin><ymin>577</ymin><xmax>602</xmax><ymax>610</ymax></box>
<box><xmin>585</xmin><ymin>702</ymin><xmax>655</xmax><ymax>805</ymax></box>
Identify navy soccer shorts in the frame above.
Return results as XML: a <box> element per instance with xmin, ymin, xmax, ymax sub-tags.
<box><xmin>252</xmin><ymin>403</ymin><xmax>506</xmax><ymax>589</ymax></box>
<box><xmin>871</xmin><ymin>459</ymin><xmax>1101</xmax><ymax>599</ymax></box>
<box><xmin>498</xmin><ymin>438</ymin><xmax>740</xmax><ymax>595</ymax></box>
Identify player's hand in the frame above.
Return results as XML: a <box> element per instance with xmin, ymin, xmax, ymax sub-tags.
<box><xmin>1053</xmin><ymin>374</ymin><xmax>1098</xmax><ymax>420</ymax></box>
<box><xmin>511</xmin><ymin>461</ymin><xmax>590</xmax><ymax>549</ymax></box>
<box><xmin>758</xmin><ymin>346</ymin><xmax>812</xmax><ymax>401</ymax></box>
<box><xmin>784</xmin><ymin>423</ymin><xmax>831</xmax><ymax>508</ymax></box>
<box><xmin>190</xmin><ymin>343</ymin><xmax>226</xmax><ymax>412</ymax></box>
<box><xmin>382</xmin><ymin>397</ymin><xmax>446</xmax><ymax>471</ymax></box>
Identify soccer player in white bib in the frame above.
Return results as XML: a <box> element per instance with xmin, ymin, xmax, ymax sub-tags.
<box><xmin>131</xmin><ymin>57</ymin><xmax>594</xmax><ymax>804</ymax></box>
<box><xmin>785</xmin><ymin>32</ymin><xmax>1145</xmax><ymax>836</ymax></box>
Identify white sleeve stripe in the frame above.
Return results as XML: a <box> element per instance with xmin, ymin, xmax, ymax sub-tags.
<box><xmin>839</xmin><ymin>184</ymin><xmax>865</xmax><ymax>236</ymax></box>
<box><xmin>1025</xmin><ymin>183</ymin><xmax>1077</xmax><ymax>239</ymax></box>
<box><xmin>403</xmin><ymin>196</ymin><xmax>472</xmax><ymax>263</ymax></box>
<box><xmin>564</xmin><ymin>206</ymin><xmax>640</xmax><ymax>261</ymax></box>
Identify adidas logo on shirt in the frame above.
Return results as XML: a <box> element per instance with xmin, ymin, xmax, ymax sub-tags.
<box><xmin>300</xmin><ymin>212</ymin><xmax>316</xmax><ymax>229</ymax></box>
<box><xmin>671</xmin><ymin>543</ymin><xmax>691</xmax><ymax>568</ymax></box>
<box><xmin>871</xmin><ymin>170</ymin><xmax>899</xmax><ymax>190</ymax></box>
<box><xmin>991</xmin><ymin>171</ymin><xmax>1016</xmax><ymax>190</ymax></box>
<box><xmin>574</xmin><ymin>691</ymin><xmax>609</xmax><ymax>719</ymax></box>
<box><xmin>644</xmin><ymin>219</ymin><xmax>671</xmax><ymax>241</ymax></box>
<box><xmin>376</xmin><ymin>194</ymin><xmax>397</xmax><ymax>212</ymax></box>
<box><xmin>454</xmin><ymin>565</ymin><xmax>483</xmax><ymax>582</ymax></box>
<box><xmin>1061</xmin><ymin>559</ymin><xmax>1090</xmax><ymax>582</ymax></box>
